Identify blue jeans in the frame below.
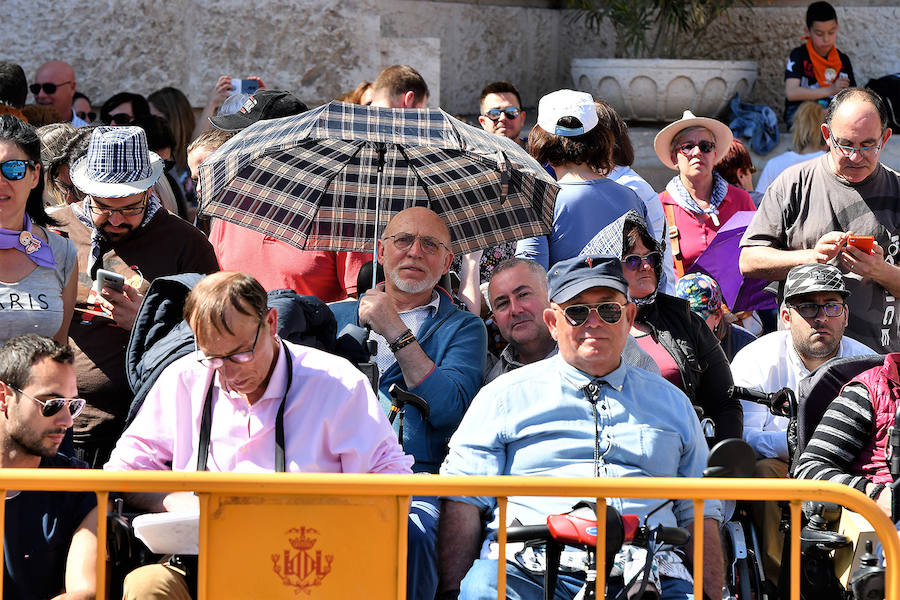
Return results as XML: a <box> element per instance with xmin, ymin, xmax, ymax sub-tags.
<box><xmin>460</xmin><ymin>558</ymin><xmax>695</xmax><ymax>600</ymax></box>
<box><xmin>408</xmin><ymin>496</ymin><xmax>440</xmax><ymax>600</ymax></box>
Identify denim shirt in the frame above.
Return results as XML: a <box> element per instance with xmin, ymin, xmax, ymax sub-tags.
<box><xmin>441</xmin><ymin>354</ymin><xmax>722</xmax><ymax>535</ymax></box>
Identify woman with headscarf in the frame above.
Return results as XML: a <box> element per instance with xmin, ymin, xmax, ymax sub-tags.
<box><xmin>584</xmin><ymin>211</ymin><xmax>741</xmax><ymax>442</ymax></box>
<box><xmin>654</xmin><ymin>111</ymin><xmax>756</xmax><ymax>278</ymax></box>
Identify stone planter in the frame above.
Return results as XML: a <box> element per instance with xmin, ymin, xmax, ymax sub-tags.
<box><xmin>571</xmin><ymin>58</ymin><xmax>758</xmax><ymax>122</ymax></box>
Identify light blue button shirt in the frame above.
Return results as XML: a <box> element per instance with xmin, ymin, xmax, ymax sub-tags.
<box><xmin>441</xmin><ymin>354</ymin><xmax>722</xmax><ymax>534</ymax></box>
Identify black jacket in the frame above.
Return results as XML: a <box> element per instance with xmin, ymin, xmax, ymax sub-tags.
<box><xmin>636</xmin><ymin>292</ymin><xmax>742</xmax><ymax>442</ymax></box>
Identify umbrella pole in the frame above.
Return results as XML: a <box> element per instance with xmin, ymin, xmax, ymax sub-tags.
<box><xmin>372</xmin><ymin>143</ymin><xmax>387</xmax><ymax>289</ymax></box>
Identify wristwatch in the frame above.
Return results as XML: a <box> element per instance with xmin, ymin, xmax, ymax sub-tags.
<box><xmin>388</xmin><ymin>328</ymin><xmax>416</xmax><ymax>353</ymax></box>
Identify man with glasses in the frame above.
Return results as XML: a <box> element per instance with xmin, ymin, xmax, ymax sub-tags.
<box><xmin>436</xmin><ymin>255</ymin><xmax>722</xmax><ymax>600</ymax></box>
<box><xmin>0</xmin><ymin>335</ymin><xmax>98</xmax><ymax>600</ymax></box>
<box><xmin>331</xmin><ymin>206</ymin><xmax>486</xmax><ymax>600</ymax></box>
<box><xmin>477</xmin><ymin>81</ymin><xmax>527</xmax><ymax>148</ymax></box>
<box><xmin>730</xmin><ymin>263</ymin><xmax>874</xmax><ymax>582</ymax></box>
<box><xmin>106</xmin><ymin>271</ymin><xmax>411</xmax><ymax>598</ymax></box>
<box><xmin>484</xmin><ymin>257</ymin><xmax>658</xmax><ymax>385</ymax></box>
<box><xmin>32</xmin><ymin>60</ymin><xmax>87</xmax><ymax>127</ymax></box>
<box><xmin>741</xmin><ymin>87</ymin><xmax>900</xmax><ymax>354</ymax></box>
<box><xmin>53</xmin><ymin>126</ymin><xmax>218</xmax><ymax>466</ymax></box>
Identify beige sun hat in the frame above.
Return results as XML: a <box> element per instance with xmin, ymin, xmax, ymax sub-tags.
<box><xmin>653</xmin><ymin>110</ymin><xmax>733</xmax><ymax>170</ymax></box>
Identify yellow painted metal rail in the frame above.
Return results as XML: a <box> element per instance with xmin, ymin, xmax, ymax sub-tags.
<box><xmin>0</xmin><ymin>471</ymin><xmax>896</xmax><ymax>599</ymax></box>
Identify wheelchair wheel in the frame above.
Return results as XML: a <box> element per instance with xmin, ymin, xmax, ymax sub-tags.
<box><xmin>735</xmin><ymin>556</ymin><xmax>760</xmax><ymax>600</ymax></box>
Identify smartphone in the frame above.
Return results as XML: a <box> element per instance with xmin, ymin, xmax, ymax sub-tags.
<box><xmin>94</xmin><ymin>268</ymin><xmax>125</xmax><ymax>294</ymax></box>
<box><xmin>230</xmin><ymin>78</ymin><xmax>259</xmax><ymax>95</ymax></box>
<box><xmin>848</xmin><ymin>235</ymin><xmax>875</xmax><ymax>254</ymax></box>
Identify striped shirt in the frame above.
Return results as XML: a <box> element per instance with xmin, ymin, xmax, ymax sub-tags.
<box><xmin>794</xmin><ymin>382</ymin><xmax>873</xmax><ymax>492</ymax></box>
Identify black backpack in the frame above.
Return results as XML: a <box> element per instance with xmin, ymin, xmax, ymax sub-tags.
<box><xmin>866</xmin><ymin>75</ymin><xmax>900</xmax><ymax>131</ymax></box>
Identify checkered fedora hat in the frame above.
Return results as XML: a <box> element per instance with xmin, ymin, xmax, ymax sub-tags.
<box><xmin>783</xmin><ymin>263</ymin><xmax>850</xmax><ymax>301</ymax></box>
<box><xmin>70</xmin><ymin>126</ymin><xmax>163</xmax><ymax>198</ymax></box>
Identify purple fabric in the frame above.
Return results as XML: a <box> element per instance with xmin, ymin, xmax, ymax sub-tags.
<box><xmin>0</xmin><ymin>214</ymin><xmax>56</xmax><ymax>268</ymax></box>
<box><xmin>687</xmin><ymin>210</ymin><xmax>775</xmax><ymax>313</ymax></box>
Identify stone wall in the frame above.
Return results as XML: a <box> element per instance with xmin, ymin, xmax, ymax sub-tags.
<box><xmin>3</xmin><ymin>1</ymin><xmax>897</xmax><ymax>119</ymax></box>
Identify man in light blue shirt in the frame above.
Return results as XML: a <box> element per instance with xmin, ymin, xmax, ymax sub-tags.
<box><xmin>435</xmin><ymin>255</ymin><xmax>723</xmax><ymax>600</ymax></box>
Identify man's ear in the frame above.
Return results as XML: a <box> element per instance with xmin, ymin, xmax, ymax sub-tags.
<box><xmin>265</xmin><ymin>307</ymin><xmax>278</xmax><ymax>337</ymax></box>
<box><xmin>623</xmin><ymin>302</ymin><xmax>637</xmax><ymax>330</ymax></box>
<box><xmin>821</xmin><ymin>123</ymin><xmax>831</xmax><ymax>145</ymax></box>
<box><xmin>543</xmin><ymin>306</ymin><xmax>560</xmax><ymax>341</ymax></box>
<box><xmin>376</xmin><ymin>239</ymin><xmax>385</xmax><ymax>266</ymax></box>
<box><xmin>780</xmin><ymin>303</ymin><xmax>792</xmax><ymax>329</ymax></box>
<box><xmin>0</xmin><ymin>382</ymin><xmax>13</xmax><ymax>414</ymax></box>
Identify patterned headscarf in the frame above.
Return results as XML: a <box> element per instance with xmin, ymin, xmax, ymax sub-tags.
<box><xmin>674</xmin><ymin>273</ymin><xmax>724</xmax><ymax>319</ymax></box>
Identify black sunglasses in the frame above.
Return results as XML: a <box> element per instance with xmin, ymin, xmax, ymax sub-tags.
<box><xmin>561</xmin><ymin>302</ymin><xmax>626</xmax><ymax>326</ymax></box>
<box><xmin>76</xmin><ymin>110</ymin><xmax>97</xmax><ymax>123</ymax></box>
<box><xmin>676</xmin><ymin>140</ymin><xmax>716</xmax><ymax>156</ymax></box>
<box><xmin>0</xmin><ymin>159</ymin><xmax>35</xmax><ymax>181</ymax></box>
<box><xmin>29</xmin><ymin>81</ymin><xmax>72</xmax><ymax>95</ymax></box>
<box><xmin>622</xmin><ymin>252</ymin><xmax>661</xmax><ymax>271</ymax></box>
<box><xmin>483</xmin><ymin>107</ymin><xmax>521</xmax><ymax>121</ymax></box>
<box><xmin>105</xmin><ymin>113</ymin><xmax>134</xmax><ymax>126</ymax></box>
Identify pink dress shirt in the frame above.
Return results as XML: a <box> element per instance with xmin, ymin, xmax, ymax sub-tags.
<box><xmin>105</xmin><ymin>340</ymin><xmax>413</xmax><ymax>474</ymax></box>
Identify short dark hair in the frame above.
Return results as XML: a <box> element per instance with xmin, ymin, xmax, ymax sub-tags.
<box><xmin>0</xmin><ymin>335</ymin><xmax>74</xmax><ymax>390</ymax></box>
<box><xmin>714</xmin><ymin>138</ymin><xmax>754</xmax><ymax>186</ymax></box>
<box><xmin>806</xmin><ymin>1</ymin><xmax>837</xmax><ymax>28</ymax></box>
<box><xmin>0</xmin><ymin>114</ymin><xmax>54</xmax><ymax>226</ymax></box>
<box><xmin>479</xmin><ymin>82</ymin><xmax>523</xmax><ymax>112</ymax></box>
<box><xmin>184</xmin><ymin>272</ymin><xmax>269</xmax><ymax>339</ymax></box>
<box><xmin>372</xmin><ymin>65</ymin><xmax>429</xmax><ymax>105</ymax></box>
<box><xmin>47</xmin><ymin>125</ymin><xmax>96</xmax><ymax>191</ymax></box>
<box><xmin>0</xmin><ymin>61</ymin><xmax>27</xmax><ymax>109</ymax></box>
<box><xmin>100</xmin><ymin>92</ymin><xmax>151</xmax><ymax>125</ymax></box>
<box><xmin>594</xmin><ymin>100</ymin><xmax>634</xmax><ymax>167</ymax></box>
<box><xmin>825</xmin><ymin>87</ymin><xmax>890</xmax><ymax>133</ymax></box>
<box><xmin>73</xmin><ymin>91</ymin><xmax>91</xmax><ymax>105</ymax></box>
<box><xmin>528</xmin><ymin>118</ymin><xmax>615</xmax><ymax>175</ymax></box>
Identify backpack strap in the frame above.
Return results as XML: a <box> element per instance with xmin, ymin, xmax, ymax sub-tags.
<box><xmin>662</xmin><ymin>195</ymin><xmax>685</xmax><ymax>278</ymax></box>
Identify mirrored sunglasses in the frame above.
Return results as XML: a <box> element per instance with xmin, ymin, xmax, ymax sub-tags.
<box><xmin>11</xmin><ymin>386</ymin><xmax>85</xmax><ymax>418</ymax></box>
<box><xmin>484</xmin><ymin>107</ymin><xmax>521</xmax><ymax>121</ymax></box>
<box><xmin>622</xmin><ymin>252</ymin><xmax>661</xmax><ymax>271</ymax></box>
<box><xmin>676</xmin><ymin>140</ymin><xmax>716</xmax><ymax>156</ymax></box>
<box><xmin>562</xmin><ymin>302</ymin><xmax>626</xmax><ymax>326</ymax></box>
<box><xmin>0</xmin><ymin>159</ymin><xmax>35</xmax><ymax>181</ymax></box>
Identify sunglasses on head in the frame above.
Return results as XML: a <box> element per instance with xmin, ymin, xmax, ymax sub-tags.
<box><xmin>0</xmin><ymin>159</ymin><xmax>35</xmax><ymax>181</ymax></box>
<box><xmin>29</xmin><ymin>81</ymin><xmax>72</xmax><ymax>95</ymax></box>
<box><xmin>483</xmin><ymin>107</ymin><xmax>521</xmax><ymax>121</ymax></box>
<box><xmin>561</xmin><ymin>302</ymin><xmax>626</xmax><ymax>326</ymax></box>
<box><xmin>76</xmin><ymin>110</ymin><xmax>97</xmax><ymax>123</ymax></box>
<box><xmin>622</xmin><ymin>251</ymin><xmax>661</xmax><ymax>271</ymax></box>
<box><xmin>105</xmin><ymin>113</ymin><xmax>134</xmax><ymax>126</ymax></box>
<box><xmin>676</xmin><ymin>140</ymin><xmax>716</xmax><ymax>156</ymax></box>
<box><xmin>9</xmin><ymin>385</ymin><xmax>85</xmax><ymax>418</ymax></box>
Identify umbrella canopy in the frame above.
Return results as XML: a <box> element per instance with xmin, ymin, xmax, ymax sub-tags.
<box><xmin>687</xmin><ymin>211</ymin><xmax>776</xmax><ymax>313</ymax></box>
<box><xmin>197</xmin><ymin>101</ymin><xmax>558</xmax><ymax>255</ymax></box>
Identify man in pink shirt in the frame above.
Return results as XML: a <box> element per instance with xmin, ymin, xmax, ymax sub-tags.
<box><xmin>106</xmin><ymin>271</ymin><xmax>411</xmax><ymax>598</ymax></box>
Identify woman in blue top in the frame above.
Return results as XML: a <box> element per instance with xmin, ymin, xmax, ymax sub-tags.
<box><xmin>0</xmin><ymin>114</ymin><xmax>77</xmax><ymax>345</ymax></box>
<box><xmin>515</xmin><ymin>89</ymin><xmax>648</xmax><ymax>270</ymax></box>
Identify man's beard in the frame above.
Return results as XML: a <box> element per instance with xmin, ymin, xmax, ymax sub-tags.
<box><xmin>98</xmin><ymin>222</ymin><xmax>136</xmax><ymax>242</ymax></box>
<box><xmin>388</xmin><ymin>266</ymin><xmax>437</xmax><ymax>294</ymax></box>
<box><xmin>9</xmin><ymin>425</ymin><xmax>64</xmax><ymax>459</ymax></box>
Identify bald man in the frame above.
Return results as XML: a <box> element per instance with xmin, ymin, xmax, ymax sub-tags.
<box><xmin>330</xmin><ymin>207</ymin><xmax>486</xmax><ymax>600</ymax></box>
<box><xmin>32</xmin><ymin>61</ymin><xmax>85</xmax><ymax>126</ymax></box>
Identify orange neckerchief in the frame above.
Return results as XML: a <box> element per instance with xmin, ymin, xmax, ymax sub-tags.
<box><xmin>805</xmin><ymin>37</ymin><xmax>844</xmax><ymax>88</ymax></box>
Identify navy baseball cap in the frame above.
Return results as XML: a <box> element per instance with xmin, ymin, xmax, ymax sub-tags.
<box><xmin>548</xmin><ymin>255</ymin><xmax>629</xmax><ymax>303</ymax></box>
<box><xmin>209</xmin><ymin>90</ymin><xmax>309</xmax><ymax>131</ymax></box>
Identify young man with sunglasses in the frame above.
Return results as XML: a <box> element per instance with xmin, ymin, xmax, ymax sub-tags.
<box><xmin>106</xmin><ymin>271</ymin><xmax>411</xmax><ymax>598</ymax></box>
<box><xmin>32</xmin><ymin>61</ymin><xmax>87</xmax><ymax>127</ymax></box>
<box><xmin>331</xmin><ymin>206</ymin><xmax>486</xmax><ymax>600</ymax></box>
<box><xmin>52</xmin><ymin>126</ymin><xmax>218</xmax><ymax>467</ymax></box>
<box><xmin>437</xmin><ymin>255</ymin><xmax>723</xmax><ymax>600</ymax></box>
<box><xmin>741</xmin><ymin>87</ymin><xmax>900</xmax><ymax>355</ymax></box>
<box><xmin>0</xmin><ymin>334</ymin><xmax>98</xmax><ymax>600</ymax></box>
<box><xmin>477</xmin><ymin>81</ymin><xmax>527</xmax><ymax>148</ymax></box>
<box><xmin>730</xmin><ymin>263</ymin><xmax>873</xmax><ymax>582</ymax></box>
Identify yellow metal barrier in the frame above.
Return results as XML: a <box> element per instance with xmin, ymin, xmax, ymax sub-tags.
<box><xmin>0</xmin><ymin>471</ymin><xmax>897</xmax><ymax>600</ymax></box>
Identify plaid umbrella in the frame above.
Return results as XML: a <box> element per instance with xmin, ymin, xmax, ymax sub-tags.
<box><xmin>197</xmin><ymin>101</ymin><xmax>558</xmax><ymax>256</ymax></box>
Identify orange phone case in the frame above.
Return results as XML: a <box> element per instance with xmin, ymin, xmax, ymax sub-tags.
<box><xmin>848</xmin><ymin>235</ymin><xmax>875</xmax><ymax>253</ymax></box>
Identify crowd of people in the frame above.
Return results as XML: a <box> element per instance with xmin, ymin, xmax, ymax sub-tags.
<box><xmin>1</xmin><ymin>1</ymin><xmax>899</xmax><ymax>599</ymax></box>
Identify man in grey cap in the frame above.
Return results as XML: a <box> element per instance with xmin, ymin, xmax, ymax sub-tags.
<box><xmin>731</xmin><ymin>262</ymin><xmax>874</xmax><ymax>581</ymax></box>
<box><xmin>436</xmin><ymin>255</ymin><xmax>722</xmax><ymax>600</ymax></box>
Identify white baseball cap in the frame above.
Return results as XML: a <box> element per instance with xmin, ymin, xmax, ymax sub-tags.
<box><xmin>537</xmin><ymin>89</ymin><xmax>598</xmax><ymax>137</ymax></box>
